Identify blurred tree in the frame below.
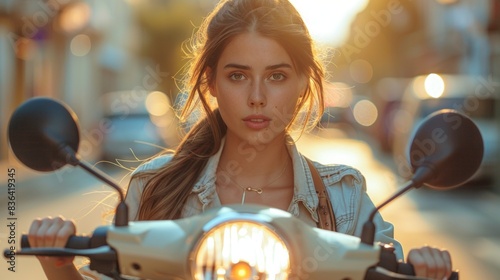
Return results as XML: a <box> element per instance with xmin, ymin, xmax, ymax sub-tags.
<box><xmin>331</xmin><ymin>0</ymin><xmax>423</xmax><ymax>87</ymax></box>
<box><xmin>129</xmin><ymin>0</ymin><xmax>216</xmax><ymax>102</ymax></box>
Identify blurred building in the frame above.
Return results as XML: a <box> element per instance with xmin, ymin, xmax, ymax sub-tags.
<box><xmin>332</xmin><ymin>0</ymin><xmax>498</xmax><ymax>86</ymax></box>
<box><xmin>0</xmin><ymin>0</ymin><xmax>215</xmax><ymax>165</ymax></box>
<box><xmin>1</xmin><ymin>0</ymin><xmax>499</xmax><ymax>165</ymax></box>
<box><xmin>327</xmin><ymin>0</ymin><xmax>499</xmax><ymax>154</ymax></box>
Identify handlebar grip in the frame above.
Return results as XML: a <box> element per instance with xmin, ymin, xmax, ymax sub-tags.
<box><xmin>396</xmin><ymin>262</ymin><xmax>414</xmax><ymax>275</ymax></box>
<box><xmin>21</xmin><ymin>234</ymin><xmax>91</xmax><ymax>249</ymax></box>
<box><xmin>398</xmin><ymin>262</ymin><xmax>459</xmax><ymax>280</ymax></box>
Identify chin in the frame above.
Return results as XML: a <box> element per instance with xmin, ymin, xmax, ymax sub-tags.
<box><xmin>246</xmin><ymin>130</ymin><xmax>285</xmax><ymax>146</ymax></box>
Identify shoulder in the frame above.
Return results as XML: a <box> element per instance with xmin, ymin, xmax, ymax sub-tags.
<box><xmin>131</xmin><ymin>153</ymin><xmax>174</xmax><ymax>176</ymax></box>
<box><xmin>305</xmin><ymin>159</ymin><xmax>371</xmax><ymax>234</ymax></box>
<box><xmin>125</xmin><ymin>153</ymin><xmax>175</xmax><ymax>221</ymax></box>
<box><xmin>308</xmin><ymin>159</ymin><xmax>366</xmax><ymax>191</ymax></box>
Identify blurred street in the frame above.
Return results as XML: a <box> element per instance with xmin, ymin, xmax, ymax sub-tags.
<box><xmin>1</xmin><ymin>129</ymin><xmax>499</xmax><ymax>279</ymax></box>
<box><xmin>298</xmin><ymin>129</ymin><xmax>500</xmax><ymax>280</ymax></box>
<box><xmin>1</xmin><ymin>0</ymin><xmax>500</xmax><ymax>279</ymax></box>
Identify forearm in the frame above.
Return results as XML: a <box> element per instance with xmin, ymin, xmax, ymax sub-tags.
<box><xmin>39</xmin><ymin>260</ymin><xmax>85</xmax><ymax>280</ymax></box>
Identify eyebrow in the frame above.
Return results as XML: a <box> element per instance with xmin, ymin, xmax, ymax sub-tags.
<box><xmin>223</xmin><ymin>63</ymin><xmax>293</xmax><ymax>70</ymax></box>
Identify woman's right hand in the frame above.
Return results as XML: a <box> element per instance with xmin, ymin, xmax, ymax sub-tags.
<box><xmin>28</xmin><ymin>216</ymin><xmax>76</xmax><ymax>268</ymax></box>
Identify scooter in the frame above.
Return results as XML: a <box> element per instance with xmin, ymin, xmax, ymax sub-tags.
<box><xmin>4</xmin><ymin>97</ymin><xmax>484</xmax><ymax>280</ymax></box>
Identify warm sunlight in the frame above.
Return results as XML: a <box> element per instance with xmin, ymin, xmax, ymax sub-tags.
<box><xmin>424</xmin><ymin>73</ymin><xmax>445</xmax><ymax>98</ymax></box>
<box><xmin>289</xmin><ymin>0</ymin><xmax>369</xmax><ymax>46</ymax></box>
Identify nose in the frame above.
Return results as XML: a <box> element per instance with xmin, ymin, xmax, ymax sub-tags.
<box><xmin>247</xmin><ymin>81</ymin><xmax>266</xmax><ymax>107</ymax></box>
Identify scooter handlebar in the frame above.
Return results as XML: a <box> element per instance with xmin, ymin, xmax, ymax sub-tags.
<box><xmin>370</xmin><ymin>244</ymin><xmax>459</xmax><ymax>280</ymax></box>
<box><xmin>396</xmin><ymin>263</ymin><xmax>459</xmax><ymax>280</ymax></box>
<box><xmin>20</xmin><ymin>234</ymin><xmax>92</xmax><ymax>250</ymax></box>
<box><xmin>11</xmin><ymin>232</ymin><xmax>459</xmax><ymax>280</ymax></box>
<box><xmin>4</xmin><ymin>225</ymin><xmax>111</xmax><ymax>260</ymax></box>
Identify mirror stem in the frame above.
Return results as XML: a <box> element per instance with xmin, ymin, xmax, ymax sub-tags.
<box><xmin>59</xmin><ymin>144</ymin><xmax>129</xmax><ymax>227</ymax></box>
<box><xmin>361</xmin><ymin>181</ymin><xmax>413</xmax><ymax>245</ymax></box>
<box><xmin>410</xmin><ymin>165</ymin><xmax>435</xmax><ymax>189</ymax></box>
<box><xmin>78</xmin><ymin>161</ymin><xmax>129</xmax><ymax>226</ymax></box>
<box><xmin>361</xmin><ymin>166</ymin><xmax>435</xmax><ymax>245</ymax></box>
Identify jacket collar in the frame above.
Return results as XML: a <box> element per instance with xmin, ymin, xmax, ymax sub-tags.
<box><xmin>191</xmin><ymin>135</ymin><xmax>320</xmax><ymax>221</ymax></box>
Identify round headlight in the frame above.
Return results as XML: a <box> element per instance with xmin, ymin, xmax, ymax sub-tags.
<box><xmin>191</xmin><ymin>220</ymin><xmax>290</xmax><ymax>280</ymax></box>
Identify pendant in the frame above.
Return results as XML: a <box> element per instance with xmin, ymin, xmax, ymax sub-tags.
<box><xmin>245</xmin><ymin>187</ymin><xmax>263</xmax><ymax>194</ymax></box>
<box><xmin>241</xmin><ymin>187</ymin><xmax>263</xmax><ymax>204</ymax></box>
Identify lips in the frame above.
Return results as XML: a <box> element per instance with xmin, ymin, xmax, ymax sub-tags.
<box><xmin>243</xmin><ymin>115</ymin><xmax>271</xmax><ymax>130</ymax></box>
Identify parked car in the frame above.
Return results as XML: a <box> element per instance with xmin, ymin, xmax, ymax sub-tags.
<box><xmin>391</xmin><ymin>74</ymin><xmax>500</xmax><ymax>187</ymax></box>
<box><xmin>371</xmin><ymin>77</ymin><xmax>412</xmax><ymax>153</ymax></box>
<box><xmin>99</xmin><ymin>90</ymin><xmax>180</xmax><ymax>162</ymax></box>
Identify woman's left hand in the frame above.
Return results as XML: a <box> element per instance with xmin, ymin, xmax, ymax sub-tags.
<box><xmin>407</xmin><ymin>246</ymin><xmax>452</xmax><ymax>280</ymax></box>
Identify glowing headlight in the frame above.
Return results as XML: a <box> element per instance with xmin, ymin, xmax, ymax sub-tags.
<box><xmin>191</xmin><ymin>220</ymin><xmax>290</xmax><ymax>280</ymax></box>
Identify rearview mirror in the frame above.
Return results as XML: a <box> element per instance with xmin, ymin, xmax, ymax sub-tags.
<box><xmin>408</xmin><ymin>109</ymin><xmax>484</xmax><ymax>189</ymax></box>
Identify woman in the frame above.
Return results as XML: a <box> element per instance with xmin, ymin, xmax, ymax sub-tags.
<box><xmin>29</xmin><ymin>0</ymin><xmax>452</xmax><ymax>279</ymax></box>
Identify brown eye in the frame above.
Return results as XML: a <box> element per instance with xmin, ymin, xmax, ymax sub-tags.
<box><xmin>269</xmin><ymin>73</ymin><xmax>286</xmax><ymax>81</ymax></box>
<box><xmin>230</xmin><ymin>73</ymin><xmax>245</xmax><ymax>81</ymax></box>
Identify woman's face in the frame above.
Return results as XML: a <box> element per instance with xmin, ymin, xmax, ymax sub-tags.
<box><xmin>211</xmin><ymin>32</ymin><xmax>306</xmax><ymax>146</ymax></box>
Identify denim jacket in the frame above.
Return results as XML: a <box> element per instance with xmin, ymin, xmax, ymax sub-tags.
<box><xmin>81</xmin><ymin>138</ymin><xmax>404</xmax><ymax>279</ymax></box>
<box><xmin>124</xmin><ymin>138</ymin><xmax>404</xmax><ymax>259</ymax></box>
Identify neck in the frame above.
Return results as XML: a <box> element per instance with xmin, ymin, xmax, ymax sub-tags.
<box><xmin>216</xmin><ymin>133</ymin><xmax>294</xmax><ymax>206</ymax></box>
<box><xmin>219</xmin><ymin>133</ymin><xmax>290</xmax><ymax>181</ymax></box>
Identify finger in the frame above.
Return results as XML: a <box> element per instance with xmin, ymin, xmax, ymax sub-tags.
<box><xmin>34</xmin><ymin>217</ymin><xmax>54</xmax><ymax>248</ymax></box>
<box><xmin>51</xmin><ymin>219</ymin><xmax>76</xmax><ymax>267</ymax></box>
<box><xmin>29</xmin><ymin>217</ymin><xmax>76</xmax><ymax>265</ymax></box>
<box><xmin>426</xmin><ymin>247</ymin><xmax>453</xmax><ymax>280</ymax></box>
<box><xmin>427</xmin><ymin>247</ymin><xmax>446</xmax><ymax>279</ymax></box>
<box><xmin>441</xmin><ymin>250</ymin><xmax>453</xmax><ymax>279</ymax></box>
<box><xmin>409</xmin><ymin>247</ymin><xmax>453</xmax><ymax>280</ymax></box>
<box><xmin>407</xmin><ymin>249</ymin><xmax>428</xmax><ymax>277</ymax></box>
<box><xmin>44</xmin><ymin>217</ymin><xmax>66</xmax><ymax>247</ymax></box>
<box><xmin>28</xmin><ymin>218</ymin><xmax>43</xmax><ymax>248</ymax></box>
<box><xmin>53</xmin><ymin>220</ymin><xmax>76</xmax><ymax>248</ymax></box>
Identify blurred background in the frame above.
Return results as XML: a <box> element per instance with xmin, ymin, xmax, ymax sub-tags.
<box><xmin>0</xmin><ymin>0</ymin><xmax>499</xmax><ymax>279</ymax></box>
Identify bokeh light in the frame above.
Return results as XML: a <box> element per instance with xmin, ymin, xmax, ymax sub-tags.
<box><xmin>349</xmin><ymin>59</ymin><xmax>374</xmax><ymax>84</ymax></box>
<box><xmin>424</xmin><ymin>73</ymin><xmax>445</xmax><ymax>98</ymax></box>
<box><xmin>146</xmin><ymin>91</ymin><xmax>176</xmax><ymax>128</ymax></box>
<box><xmin>353</xmin><ymin>99</ymin><xmax>378</xmax><ymax>126</ymax></box>
<box><xmin>146</xmin><ymin>91</ymin><xmax>170</xmax><ymax>117</ymax></box>
<box><xmin>70</xmin><ymin>34</ymin><xmax>91</xmax><ymax>56</ymax></box>
<box><xmin>59</xmin><ymin>2</ymin><xmax>91</xmax><ymax>34</ymax></box>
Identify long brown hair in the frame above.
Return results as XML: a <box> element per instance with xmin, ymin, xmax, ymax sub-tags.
<box><xmin>135</xmin><ymin>0</ymin><xmax>325</xmax><ymax>220</ymax></box>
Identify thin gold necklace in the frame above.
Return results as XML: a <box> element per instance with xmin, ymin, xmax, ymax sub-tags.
<box><xmin>229</xmin><ymin>160</ymin><xmax>289</xmax><ymax>204</ymax></box>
